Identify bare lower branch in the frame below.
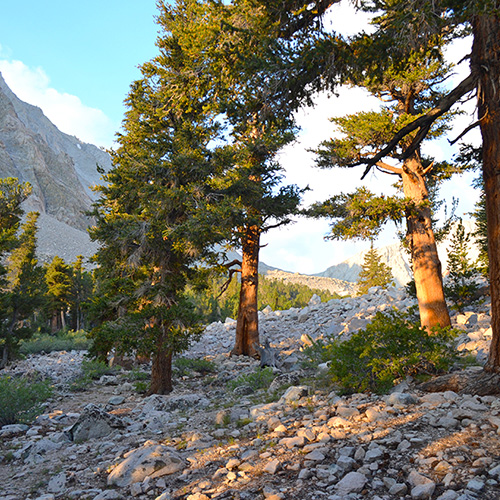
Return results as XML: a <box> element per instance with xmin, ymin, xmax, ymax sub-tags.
<box><xmin>222</xmin><ymin>259</ymin><xmax>242</xmax><ymax>269</ymax></box>
<box><xmin>422</xmin><ymin>160</ymin><xmax>435</xmax><ymax>176</ymax></box>
<box><xmin>218</xmin><ymin>268</ymin><xmax>241</xmax><ymax>298</ymax></box>
<box><xmin>262</xmin><ymin>219</ymin><xmax>292</xmax><ymax>232</ymax></box>
<box><xmin>376</xmin><ymin>161</ymin><xmax>403</xmax><ymax>175</ymax></box>
<box><xmin>448</xmin><ymin>120</ymin><xmax>480</xmax><ymax>145</ymax></box>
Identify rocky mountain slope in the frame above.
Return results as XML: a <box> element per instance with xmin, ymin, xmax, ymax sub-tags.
<box><xmin>0</xmin><ymin>72</ymin><xmax>110</xmax><ymax>263</ymax></box>
<box><xmin>1</xmin><ymin>288</ymin><xmax>497</xmax><ymax>500</ymax></box>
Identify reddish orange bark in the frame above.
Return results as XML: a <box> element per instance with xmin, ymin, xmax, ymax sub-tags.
<box><xmin>472</xmin><ymin>14</ymin><xmax>500</xmax><ymax>371</ymax></box>
<box><xmin>402</xmin><ymin>153</ymin><xmax>451</xmax><ymax>329</ymax></box>
<box><xmin>232</xmin><ymin>224</ymin><xmax>260</xmax><ymax>357</ymax></box>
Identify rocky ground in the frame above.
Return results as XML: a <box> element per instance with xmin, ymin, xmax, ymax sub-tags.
<box><xmin>1</xmin><ymin>287</ymin><xmax>499</xmax><ymax>500</ymax></box>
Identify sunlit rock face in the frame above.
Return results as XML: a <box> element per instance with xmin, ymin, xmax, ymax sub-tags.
<box><xmin>0</xmin><ymin>72</ymin><xmax>111</xmax><ymax>262</ymax></box>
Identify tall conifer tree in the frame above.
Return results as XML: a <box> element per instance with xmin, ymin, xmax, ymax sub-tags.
<box><xmin>89</xmin><ymin>34</ymin><xmax>227</xmax><ymax>392</ymax></box>
<box><xmin>310</xmin><ymin>49</ymin><xmax>457</xmax><ymax>328</ymax></box>
<box><xmin>153</xmin><ymin>0</ymin><xmax>303</xmax><ymax>357</ymax></box>
<box><xmin>0</xmin><ymin>178</ymin><xmax>32</xmax><ymax>367</ymax></box>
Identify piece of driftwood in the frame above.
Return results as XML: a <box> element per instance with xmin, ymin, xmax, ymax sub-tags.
<box><xmin>255</xmin><ymin>339</ymin><xmax>281</xmax><ymax>369</ymax></box>
<box><xmin>418</xmin><ymin>369</ymin><xmax>500</xmax><ymax>396</ymax></box>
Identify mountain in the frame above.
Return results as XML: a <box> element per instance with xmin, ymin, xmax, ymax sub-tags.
<box><xmin>0</xmin><ymin>72</ymin><xmax>111</xmax><ymax>263</ymax></box>
<box><xmin>316</xmin><ymin>242</ymin><xmax>412</xmax><ymax>287</ymax></box>
<box><xmin>315</xmin><ymin>219</ymin><xmax>480</xmax><ymax>287</ymax></box>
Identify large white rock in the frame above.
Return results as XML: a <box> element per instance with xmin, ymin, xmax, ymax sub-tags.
<box><xmin>67</xmin><ymin>404</ymin><xmax>125</xmax><ymax>442</ymax></box>
<box><xmin>107</xmin><ymin>443</ymin><xmax>184</xmax><ymax>487</ymax></box>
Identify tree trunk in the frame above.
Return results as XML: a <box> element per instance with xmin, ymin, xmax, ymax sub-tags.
<box><xmin>149</xmin><ymin>323</ymin><xmax>173</xmax><ymax>394</ymax></box>
<box><xmin>402</xmin><ymin>153</ymin><xmax>451</xmax><ymax>328</ymax></box>
<box><xmin>472</xmin><ymin>14</ymin><xmax>500</xmax><ymax>372</ymax></box>
<box><xmin>232</xmin><ymin>224</ymin><xmax>260</xmax><ymax>357</ymax></box>
<box><xmin>60</xmin><ymin>309</ymin><xmax>66</xmax><ymax>330</ymax></box>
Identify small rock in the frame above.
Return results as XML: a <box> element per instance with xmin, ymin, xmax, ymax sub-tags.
<box><xmin>268</xmin><ymin>373</ymin><xmax>300</xmax><ymax>393</ymax></box>
<box><xmin>389</xmin><ymin>483</ymin><xmax>408</xmax><ymax>495</ymax></box>
<box><xmin>466</xmin><ymin>479</ymin><xmax>484</xmax><ymax>492</ymax></box>
<box><xmin>436</xmin><ymin>491</ymin><xmax>459</xmax><ymax>500</ymax></box>
<box><xmin>47</xmin><ymin>472</ymin><xmax>67</xmax><ymax>494</ymax></box>
<box><xmin>93</xmin><ymin>491</ymin><xmax>125</xmax><ymax>500</ymax></box>
<box><xmin>226</xmin><ymin>458</ymin><xmax>241</xmax><ymax>470</ymax></box>
<box><xmin>489</xmin><ymin>464</ymin><xmax>500</xmax><ymax>478</ymax></box>
<box><xmin>0</xmin><ymin>423</ymin><xmax>29</xmax><ymax>437</ymax></box>
<box><xmin>108</xmin><ymin>396</ymin><xmax>125</xmax><ymax>405</ymax></box>
<box><xmin>411</xmin><ymin>483</ymin><xmax>436</xmax><ymax>499</ymax></box>
<box><xmin>304</xmin><ymin>450</ymin><xmax>325</xmax><ymax>461</ymax></box>
<box><xmin>67</xmin><ymin>404</ymin><xmax>125</xmax><ymax>442</ymax></box>
<box><xmin>263</xmin><ymin>459</ymin><xmax>280</xmax><ymax>474</ymax></box>
<box><xmin>387</xmin><ymin>393</ymin><xmax>418</xmax><ymax>406</ymax></box>
<box><xmin>280</xmin><ymin>386</ymin><xmax>309</xmax><ymax>403</ymax></box>
<box><xmin>107</xmin><ymin>444</ymin><xmax>184</xmax><ymax>487</ymax></box>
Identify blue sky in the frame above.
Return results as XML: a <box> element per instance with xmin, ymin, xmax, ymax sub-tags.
<box><xmin>0</xmin><ymin>1</ymin><xmax>159</xmax><ymax>131</ymax></box>
<box><xmin>0</xmin><ymin>1</ymin><xmax>480</xmax><ymax>274</ymax></box>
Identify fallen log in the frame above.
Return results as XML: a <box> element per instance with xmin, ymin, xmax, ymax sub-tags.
<box><xmin>418</xmin><ymin>369</ymin><xmax>500</xmax><ymax>396</ymax></box>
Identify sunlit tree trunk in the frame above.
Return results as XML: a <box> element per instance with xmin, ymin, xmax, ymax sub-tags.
<box><xmin>472</xmin><ymin>14</ymin><xmax>500</xmax><ymax>371</ymax></box>
<box><xmin>402</xmin><ymin>153</ymin><xmax>451</xmax><ymax>329</ymax></box>
<box><xmin>232</xmin><ymin>224</ymin><xmax>260</xmax><ymax>357</ymax></box>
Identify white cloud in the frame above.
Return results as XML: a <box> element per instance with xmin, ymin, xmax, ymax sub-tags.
<box><xmin>0</xmin><ymin>59</ymin><xmax>117</xmax><ymax>148</ymax></box>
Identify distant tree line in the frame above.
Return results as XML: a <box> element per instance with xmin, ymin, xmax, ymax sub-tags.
<box><xmin>0</xmin><ymin>178</ymin><xmax>93</xmax><ymax>368</ymax></box>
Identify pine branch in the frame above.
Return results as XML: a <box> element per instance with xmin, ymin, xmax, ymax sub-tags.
<box><xmin>359</xmin><ymin>72</ymin><xmax>478</xmax><ymax>180</ymax></box>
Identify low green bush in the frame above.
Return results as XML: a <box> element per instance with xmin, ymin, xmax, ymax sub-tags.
<box><xmin>0</xmin><ymin>376</ymin><xmax>53</xmax><ymax>425</ymax></box>
<box><xmin>304</xmin><ymin>308</ymin><xmax>458</xmax><ymax>394</ymax></box>
<box><xmin>173</xmin><ymin>357</ymin><xmax>217</xmax><ymax>377</ymax></box>
<box><xmin>227</xmin><ymin>367</ymin><xmax>275</xmax><ymax>392</ymax></box>
<box><xmin>70</xmin><ymin>359</ymin><xmax>118</xmax><ymax>391</ymax></box>
<box><xmin>19</xmin><ymin>330</ymin><xmax>91</xmax><ymax>355</ymax></box>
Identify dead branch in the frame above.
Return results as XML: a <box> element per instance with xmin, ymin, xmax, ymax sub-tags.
<box><xmin>376</xmin><ymin>161</ymin><xmax>404</xmax><ymax>176</ymax></box>
<box><xmin>448</xmin><ymin>120</ymin><xmax>480</xmax><ymax>145</ymax></box>
<box><xmin>422</xmin><ymin>160</ymin><xmax>435</xmax><ymax>176</ymax></box>
<box><xmin>222</xmin><ymin>259</ymin><xmax>242</xmax><ymax>270</ymax></box>
<box><xmin>418</xmin><ymin>369</ymin><xmax>500</xmax><ymax>396</ymax></box>
<box><xmin>218</xmin><ymin>267</ymin><xmax>241</xmax><ymax>298</ymax></box>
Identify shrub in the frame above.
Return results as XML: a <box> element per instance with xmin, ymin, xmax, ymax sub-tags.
<box><xmin>70</xmin><ymin>359</ymin><xmax>118</xmax><ymax>391</ymax></box>
<box><xmin>173</xmin><ymin>357</ymin><xmax>217</xmax><ymax>377</ymax></box>
<box><xmin>19</xmin><ymin>330</ymin><xmax>91</xmax><ymax>355</ymax></box>
<box><xmin>0</xmin><ymin>376</ymin><xmax>53</xmax><ymax>425</ymax></box>
<box><xmin>304</xmin><ymin>309</ymin><xmax>458</xmax><ymax>394</ymax></box>
<box><xmin>227</xmin><ymin>367</ymin><xmax>275</xmax><ymax>392</ymax></box>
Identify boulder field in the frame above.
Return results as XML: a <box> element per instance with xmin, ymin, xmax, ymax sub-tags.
<box><xmin>0</xmin><ymin>286</ymin><xmax>497</xmax><ymax>500</ymax></box>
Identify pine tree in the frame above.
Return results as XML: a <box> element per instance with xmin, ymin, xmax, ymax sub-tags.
<box><xmin>0</xmin><ymin>178</ymin><xmax>32</xmax><ymax>368</ymax></box>
<box><xmin>45</xmin><ymin>256</ymin><xmax>72</xmax><ymax>332</ymax></box>
<box><xmin>1</xmin><ymin>212</ymin><xmax>44</xmax><ymax>366</ymax></box>
<box><xmin>69</xmin><ymin>255</ymin><xmax>93</xmax><ymax>331</ymax></box>
<box><xmin>89</xmin><ymin>42</ymin><xmax>227</xmax><ymax>393</ymax></box>
<box><xmin>471</xmin><ymin>178</ymin><xmax>488</xmax><ymax>277</ymax></box>
<box><xmin>444</xmin><ymin>221</ymin><xmax>481</xmax><ymax>313</ymax></box>
<box><xmin>357</xmin><ymin>244</ymin><xmax>395</xmax><ymax>295</ymax></box>
<box><xmin>309</xmin><ymin>47</ymin><xmax>457</xmax><ymax>328</ymax></box>
<box><xmin>152</xmin><ymin>0</ymin><xmax>303</xmax><ymax>358</ymax></box>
